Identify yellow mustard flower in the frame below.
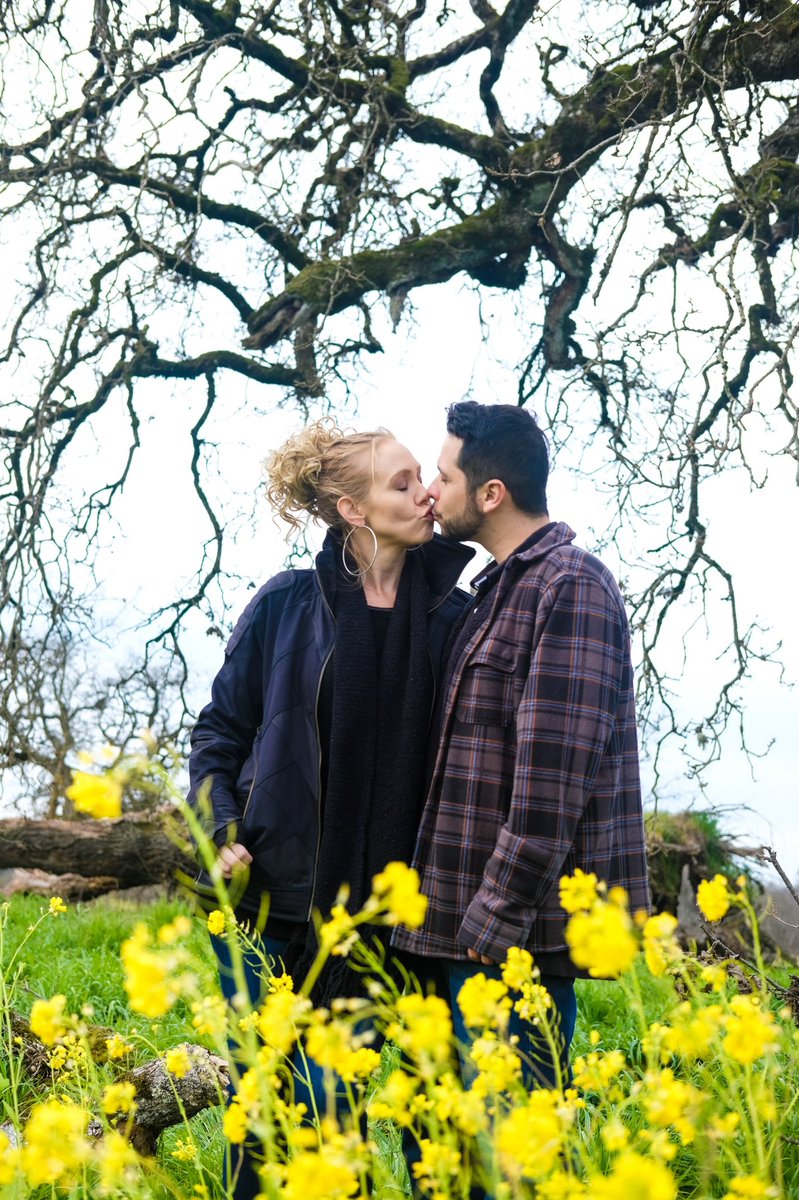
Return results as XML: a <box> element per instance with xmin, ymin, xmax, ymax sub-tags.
<box><xmin>430</xmin><ymin>1073</ymin><xmax>487</xmax><ymax>1137</ymax></box>
<box><xmin>537</xmin><ymin>1172</ymin><xmax>587</xmax><ymax>1199</ymax></box>
<box><xmin>501</xmin><ymin>945</ymin><xmax>538</xmax><ymax>991</ymax></box>
<box><xmin>709</xmin><ymin>1112</ymin><xmax>741</xmax><ymax>1140</ymax></box>
<box><xmin>165</xmin><ymin>1046</ymin><xmax>192</xmax><ymax>1078</ymax></box>
<box><xmin>722</xmin><ymin>1176</ymin><xmax>773</xmax><ymax>1199</ymax></box>
<box><xmin>206</xmin><ymin>909</ymin><xmax>226</xmax><ymax>936</ymax></box>
<box><xmin>566</xmin><ymin>899</ymin><xmax>637</xmax><ymax>978</ymax></box>
<box><xmin>222</xmin><ymin>1101</ymin><xmax>248</xmax><ymax>1145</ymax></box>
<box><xmin>723</xmin><ymin>994</ymin><xmax>780</xmax><ymax>1065</ymax></box>
<box><xmin>696</xmin><ymin>875</ymin><xmax>732</xmax><ymax>923</ymax></box>
<box><xmin>601</xmin><ymin>1117</ymin><xmax>630</xmax><ymax>1152</ymax></box>
<box><xmin>700</xmin><ymin>962</ymin><xmax>728</xmax><ymax>992</ymax></box>
<box><xmin>470</xmin><ymin>1034</ymin><xmax>522</xmax><ymax>1094</ymax></box>
<box><xmin>95</xmin><ymin>1129</ymin><xmax>139</xmax><ymax>1191</ymax></box>
<box><xmin>637</xmin><ymin>1128</ymin><xmax>678</xmax><ymax>1162</ymax></box>
<box><xmin>456</xmin><ymin>972</ymin><xmax>512</xmax><ymax>1030</ymax></box>
<box><xmin>642</xmin><ymin>912</ymin><xmax>681</xmax><ymax>977</ymax></box>
<box><xmin>371</xmin><ymin>861</ymin><xmax>428</xmax><ymax>928</ymax></box>
<box><xmin>171</xmin><ymin>1135</ymin><xmax>197</xmax><ymax>1162</ymax></box>
<box><xmin>256</xmin><ymin>989</ymin><xmax>311</xmax><ymax>1055</ymax></box>
<box><xmin>48</xmin><ymin>1044</ymin><xmax>70</xmax><ymax>1073</ymax></box>
<box><xmin>369</xmin><ymin>1068</ymin><xmax>418</xmax><ymax>1125</ymax></box>
<box><xmin>284</xmin><ymin>1142</ymin><xmax>361</xmax><ymax>1200</ymax></box>
<box><xmin>306</xmin><ymin>1019</ymin><xmax>354</xmax><ymax>1069</ymax></box>
<box><xmin>639</xmin><ymin>1067</ymin><xmax>705</xmax><ymax>1144</ymax></box>
<box><xmin>191</xmin><ymin>995</ymin><xmax>227</xmax><ymax>1037</ymax></box>
<box><xmin>388</xmin><ymin>993</ymin><xmax>453</xmax><ymax>1064</ymax></box>
<box><xmin>29</xmin><ymin>994</ymin><xmax>68</xmax><ymax>1046</ymax></box>
<box><xmin>559</xmin><ymin>869</ymin><xmax>600</xmax><ymax>914</ymax></box>
<box><xmin>660</xmin><ymin>1001</ymin><xmax>724</xmax><ymax>1061</ymax></box>
<box><xmin>514</xmin><ymin>980</ymin><xmax>553</xmax><ymax>1024</ymax></box>
<box><xmin>590</xmin><ymin>1150</ymin><xmax>677</xmax><ymax>1200</ymax></box>
<box><xmin>158</xmin><ymin>914</ymin><xmax>192</xmax><ymax>944</ymax></box>
<box><xmin>0</xmin><ymin>1130</ymin><xmax>20</xmax><ymax>1185</ymax></box>
<box><xmin>105</xmin><ymin>1034</ymin><xmax>133</xmax><ymax>1060</ymax></box>
<box><xmin>572</xmin><ymin>1048</ymin><xmax>627</xmax><ymax>1093</ymax></box>
<box><xmin>236</xmin><ymin>1068</ymin><xmax>264</xmax><ymax>1116</ymax></box>
<box><xmin>412</xmin><ymin>1140</ymin><xmax>461</xmax><ymax>1191</ymax></box>
<box><xmin>319</xmin><ymin>903</ymin><xmax>358</xmax><ymax>956</ymax></box>
<box><xmin>102</xmin><ymin>1080</ymin><xmax>137</xmax><ymax>1117</ymax></box>
<box><xmin>65</xmin><ymin>770</ymin><xmax>123</xmax><ymax>819</ymax></box>
<box><xmin>120</xmin><ymin>923</ymin><xmax>177</xmax><ymax>1017</ymax></box>
<box><xmin>267</xmin><ymin>971</ymin><xmax>295</xmax><ymax>992</ymax></box>
<box><xmin>48</xmin><ymin>896</ymin><xmax>67</xmax><ymax>916</ymax></box>
<box><xmin>496</xmin><ymin>1089</ymin><xmax>572</xmax><ymax>1181</ymax></box>
<box><xmin>20</xmin><ymin>1099</ymin><xmax>90</xmax><ymax>1186</ymax></box>
<box><xmin>338</xmin><ymin>1046</ymin><xmax>382</xmax><ymax>1082</ymax></box>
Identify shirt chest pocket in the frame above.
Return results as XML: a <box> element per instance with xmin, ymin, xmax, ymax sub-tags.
<box><xmin>454</xmin><ymin>648</ymin><xmax>518</xmax><ymax>728</ymax></box>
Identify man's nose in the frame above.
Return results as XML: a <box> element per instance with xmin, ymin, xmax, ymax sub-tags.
<box><xmin>427</xmin><ymin>477</ymin><xmax>441</xmax><ymax>501</ymax></box>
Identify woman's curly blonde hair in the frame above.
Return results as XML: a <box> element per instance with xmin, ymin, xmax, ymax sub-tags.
<box><xmin>264</xmin><ymin>417</ymin><xmax>394</xmax><ymax>535</ymax></box>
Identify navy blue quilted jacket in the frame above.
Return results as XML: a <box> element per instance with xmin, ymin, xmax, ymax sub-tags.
<box><xmin>187</xmin><ymin>532</ymin><xmax>473</xmax><ymax>921</ymax></box>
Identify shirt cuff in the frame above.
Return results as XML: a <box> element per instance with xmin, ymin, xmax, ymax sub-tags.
<box><xmin>458</xmin><ymin>892</ymin><xmax>536</xmax><ymax>961</ymax></box>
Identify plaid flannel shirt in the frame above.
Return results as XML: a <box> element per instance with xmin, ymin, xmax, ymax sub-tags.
<box><xmin>393</xmin><ymin>522</ymin><xmax>650</xmax><ymax>970</ymax></box>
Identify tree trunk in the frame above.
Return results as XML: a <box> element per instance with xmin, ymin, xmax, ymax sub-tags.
<box><xmin>0</xmin><ymin>812</ymin><xmax>196</xmax><ymax>890</ymax></box>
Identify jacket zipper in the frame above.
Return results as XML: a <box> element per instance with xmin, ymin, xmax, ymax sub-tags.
<box><xmin>308</xmin><ymin>577</ymin><xmax>335</xmax><ymax>920</ymax></box>
<box><xmin>240</xmin><ymin>726</ymin><xmax>263</xmax><ymax>826</ymax></box>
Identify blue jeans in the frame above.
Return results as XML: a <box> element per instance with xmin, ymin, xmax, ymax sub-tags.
<box><xmin>440</xmin><ymin>959</ymin><xmax>577</xmax><ymax>1089</ymax></box>
<box><xmin>212</xmin><ymin>932</ymin><xmax>384</xmax><ymax>1197</ymax></box>
<box><xmin>212</xmin><ymin>932</ymin><xmax>292</xmax><ymax>1200</ymax></box>
<box><xmin>437</xmin><ymin>959</ymin><xmax>577</xmax><ymax>1200</ymax></box>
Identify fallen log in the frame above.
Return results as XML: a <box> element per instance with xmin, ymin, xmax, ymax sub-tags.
<box><xmin>0</xmin><ymin>811</ymin><xmax>195</xmax><ymax>890</ymax></box>
<box><xmin>8</xmin><ymin>1012</ymin><xmax>229</xmax><ymax>1152</ymax></box>
<box><xmin>125</xmin><ymin>1043</ymin><xmax>230</xmax><ymax>1155</ymax></box>
<box><xmin>0</xmin><ymin>867</ymin><xmax>120</xmax><ymax>900</ymax></box>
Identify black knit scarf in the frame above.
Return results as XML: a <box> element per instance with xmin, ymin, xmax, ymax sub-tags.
<box><xmin>286</xmin><ymin>550</ymin><xmax>433</xmax><ymax>1004</ymax></box>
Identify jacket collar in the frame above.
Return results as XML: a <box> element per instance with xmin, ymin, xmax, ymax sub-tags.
<box><xmin>510</xmin><ymin>520</ymin><xmax>576</xmax><ymax>562</ymax></box>
<box><xmin>418</xmin><ymin>534</ymin><xmax>475</xmax><ymax>608</ymax></box>
<box><xmin>315</xmin><ymin>529</ymin><xmax>474</xmax><ymax>612</ymax></box>
<box><xmin>471</xmin><ymin>521</ymin><xmax>576</xmax><ymax>589</ymax></box>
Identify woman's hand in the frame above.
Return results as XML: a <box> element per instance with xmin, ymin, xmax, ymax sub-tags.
<box><xmin>217</xmin><ymin>841</ymin><xmax>253</xmax><ymax>879</ymax></box>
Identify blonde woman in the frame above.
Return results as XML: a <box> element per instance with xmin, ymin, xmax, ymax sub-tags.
<box><xmin>188</xmin><ymin>419</ymin><xmax>472</xmax><ymax>1197</ymax></box>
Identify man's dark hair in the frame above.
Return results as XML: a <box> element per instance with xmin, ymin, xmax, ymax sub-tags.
<box><xmin>446</xmin><ymin>401</ymin><xmax>549</xmax><ymax>515</ymax></box>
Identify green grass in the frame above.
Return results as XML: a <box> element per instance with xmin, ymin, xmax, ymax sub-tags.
<box><xmin>7</xmin><ymin>895</ymin><xmax>787</xmax><ymax>1199</ymax></box>
<box><xmin>1</xmin><ymin>893</ymin><xmax>225</xmax><ymax>1196</ymax></box>
<box><xmin>575</xmin><ymin>967</ymin><xmax>677</xmax><ymax>1059</ymax></box>
<box><xmin>3</xmin><ymin>893</ymin><xmax>218</xmax><ymax>1054</ymax></box>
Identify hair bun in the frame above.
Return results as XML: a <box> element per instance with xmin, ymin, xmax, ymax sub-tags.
<box><xmin>263</xmin><ymin>418</ymin><xmax>394</xmax><ymax>537</ymax></box>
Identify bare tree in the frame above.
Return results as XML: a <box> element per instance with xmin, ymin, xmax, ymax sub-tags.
<box><xmin>1</xmin><ymin>0</ymin><xmax>798</xmax><ymax>791</ymax></box>
<box><xmin>0</xmin><ymin>600</ymin><xmax>187</xmax><ymax>815</ymax></box>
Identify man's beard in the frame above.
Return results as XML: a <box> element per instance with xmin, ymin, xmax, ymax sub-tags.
<box><xmin>437</xmin><ymin>491</ymin><xmax>484</xmax><ymax>542</ymax></box>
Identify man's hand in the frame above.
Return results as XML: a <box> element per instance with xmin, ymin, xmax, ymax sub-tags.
<box><xmin>217</xmin><ymin>842</ymin><xmax>253</xmax><ymax>879</ymax></box>
<box><xmin>467</xmin><ymin>947</ymin><xmax>496</xmax><ymax>966</ymax></box>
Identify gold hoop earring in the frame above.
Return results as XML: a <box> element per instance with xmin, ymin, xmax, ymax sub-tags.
<box><xmin>342</xmin><ymin>524</ymin><xmax>379</xmax><ymax>577</ymax></box>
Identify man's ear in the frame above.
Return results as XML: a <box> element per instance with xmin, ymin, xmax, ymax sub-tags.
<box><xmin>479</xmin><ymin>479</ymin><xmax>507</xmax><ymax>514</ymax></box>
<box><xmin>336</xmin><ymin>495</ymin><xmax>365</xmax><ymax>526</ymax></box>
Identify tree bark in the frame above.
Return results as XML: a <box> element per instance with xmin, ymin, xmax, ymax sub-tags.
<box><xmin>0</xmin><ymin>812</ymin><xmax>195</xmax><ymax>890</ymax></box>
<box><xmin>0</xmin><ymin>867</ymin><xmax>124</xmax><ymax>899</ymax></box>
<box><xmin>125</xmin><ymin>1044</ymin><xmax>230</xmax><ymax>1155</ymax></box>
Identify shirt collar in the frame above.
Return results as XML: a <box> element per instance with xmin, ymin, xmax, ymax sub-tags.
<box><xmin>470</xmin><ymin>522</ymin><xmax>557</xmax><ymax>594</ymax></box>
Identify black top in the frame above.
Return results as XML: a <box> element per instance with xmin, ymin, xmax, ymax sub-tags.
<box><xmin>248</xmin><ymin>603</ymin><xmax>395</xmax><ymax>936</ymax></box>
